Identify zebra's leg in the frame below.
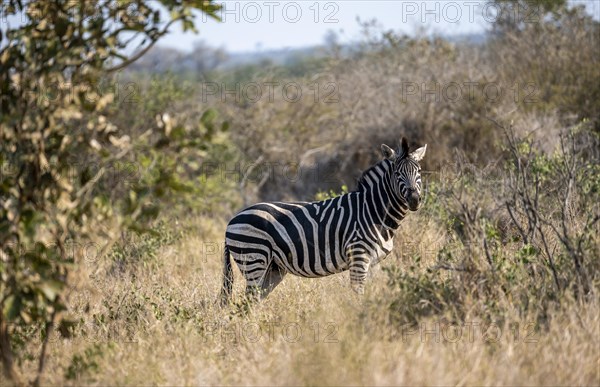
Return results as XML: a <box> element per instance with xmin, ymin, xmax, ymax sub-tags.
<box><xmin>234</xmin><ymin>253</ymin><xmax>268</xmax><ymax>302</ymax></box>
<box><xmin>347</xmin><ymin>248</ymin><xmax>372</xmax><ymax>295</ymax></box>
<box><xmin>258</xmin><ymin>262</ymin><xmax>286</xmax><ymax>300</ymax></box>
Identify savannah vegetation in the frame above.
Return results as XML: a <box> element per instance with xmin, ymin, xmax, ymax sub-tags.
<box><xmin>0</xmin><ymin>0</ymin><xmax>599</xmax><ymax>385</ymax></box>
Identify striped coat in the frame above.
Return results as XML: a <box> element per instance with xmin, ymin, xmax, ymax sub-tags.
<box><xmin>221</xmin><ymin>138</ymin><xmax>426</xmax><ymax>303</ymax></box>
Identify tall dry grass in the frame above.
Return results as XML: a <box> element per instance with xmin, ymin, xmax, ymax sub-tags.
<box><xmin>11</xmin><ymin>207</ymin><xmax>597</xmax><ymax>386</ymax></box>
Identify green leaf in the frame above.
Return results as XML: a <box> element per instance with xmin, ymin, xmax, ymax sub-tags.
<box><xmin>141</xmin><ymin>204</ymin><xmax>160</xmax><ymax>220</ymax></box>
<box><xmin>3</xmin><ymin>294</ymin><xmax>21</xmax><ymax>320</ymax></box>
<box><xmin>170</xmin><ymin>126</ymin><xmax>186</xmax><ymax>140</ymax></box>
<box><xmin>39</xmin><ymin>280</ymin><xmax>63</xmax><ymax>302</ymax></box>
<box><xmin>200</xmin><ymin>109</ymin><xmax>217</xmax><ymax>125</ymax></box>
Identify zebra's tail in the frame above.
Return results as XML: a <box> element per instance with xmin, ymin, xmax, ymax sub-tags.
<box><xmin>220</xmin><ymin>243</ymin><xmax>233</xmax><ymax>306</ymax></box>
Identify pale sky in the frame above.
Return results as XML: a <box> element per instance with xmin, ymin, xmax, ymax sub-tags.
<box><xmin>159</xmin><ymin>0</ymin><xmax>600</xmax><ymax>53</ymax></box>
<box><xmin>1</xmin><ymin>1</ymin><xmax>598</xmax><ymax>53</ymax></box>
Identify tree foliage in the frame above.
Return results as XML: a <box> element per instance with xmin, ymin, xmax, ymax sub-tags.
<box><xmin>490</xmin><ymin>0</ymin><xmax>567</xmax><ymax>34</ymax></box>
<box><xmin>0</xmin><ymin>1</ymin><xmax>221</xmax><ymax>384</ymax></box>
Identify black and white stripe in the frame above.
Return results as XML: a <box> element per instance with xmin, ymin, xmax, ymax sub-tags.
<box><xmin>220</xmin><ymin>138</ymin><xmax>427</xmax><ymax>303</ymax></box>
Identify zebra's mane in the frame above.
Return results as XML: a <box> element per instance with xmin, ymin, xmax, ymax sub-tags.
<box><xmin>354</xmin><ymin>158</ymin><xmax>392</xmax><ymax>191</ymax></box>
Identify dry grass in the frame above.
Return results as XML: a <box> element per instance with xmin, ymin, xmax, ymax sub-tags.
<box><xmin>12</xmin><ymin>212</ymin><xmax>598</xmax><ymax>386</ymax></box>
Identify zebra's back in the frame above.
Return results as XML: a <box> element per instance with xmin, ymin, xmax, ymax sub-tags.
<box><xmin>225</xmin><ymin>195</ymin><xmax>358</xmax><ymax>278</ymax></box>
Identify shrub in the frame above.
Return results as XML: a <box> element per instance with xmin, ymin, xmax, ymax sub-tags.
<box><xmin>0</xmin><ymin>1</ymin><xmax>222</xmax><ymax>384</ymax></box>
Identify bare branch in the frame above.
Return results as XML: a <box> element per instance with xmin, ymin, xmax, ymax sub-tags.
<box><xmin>106</xmin><ymin>17</ymin><xmax>183</xmax><ymax>73</ymax></box>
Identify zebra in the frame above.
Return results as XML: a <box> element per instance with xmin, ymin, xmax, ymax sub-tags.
<box><xmin>220</xmin><ymin>137</ymin><xmax>427</xmax><ymax>304</ymax></box>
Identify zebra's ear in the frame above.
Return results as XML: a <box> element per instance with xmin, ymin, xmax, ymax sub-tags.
<box><xmin>381</xmin><ymin>144</ymin><xmax>396</xmax><ymax>159</ymax></box>
<box><xmin>400</xmin><ymin>137</ymin><xmax>409</xmax><ymax>158</ymax></box>
<box><xmin>410</xmin><ymin>144</ymin><xmax>427</xmax><ymax>161</ymax></box>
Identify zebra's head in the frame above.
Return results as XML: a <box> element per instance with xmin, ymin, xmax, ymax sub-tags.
<box><xmin>381</xmin><ymin>138</ymin><xmax>427</xmax><ymax>211</ymax></box>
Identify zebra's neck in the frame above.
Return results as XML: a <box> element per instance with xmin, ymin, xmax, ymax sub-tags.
<box><xmin>355</xmin><ymin>159</ymin><xmax>408</xmax><ymax>230</ymax></box>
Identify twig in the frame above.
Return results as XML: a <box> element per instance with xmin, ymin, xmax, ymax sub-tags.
<box><xmin>431</xmin><ymin>264</ymin><xmax>470</xmax><ymax>272</ymax></box>
<box><xmin>106</xmin><ymin>17</ymin><xmax>183</xmax><ymax>73</ymax></box>
<box><xmin>32</xmin><ymin>309</ymin><xmax>58</xmax><ymax>387</ymax></box>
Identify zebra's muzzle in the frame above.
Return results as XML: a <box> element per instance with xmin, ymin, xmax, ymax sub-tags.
<box><xmin>407</xmin><ymin>190</ymin><xmax>420</xmax><ymax>211</ymax></box>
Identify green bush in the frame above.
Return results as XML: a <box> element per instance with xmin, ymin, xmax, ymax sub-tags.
<box><xmin>0</xmin><ymin>1</ymin><xmax>222</xmax><ymax>384</ymax></box>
